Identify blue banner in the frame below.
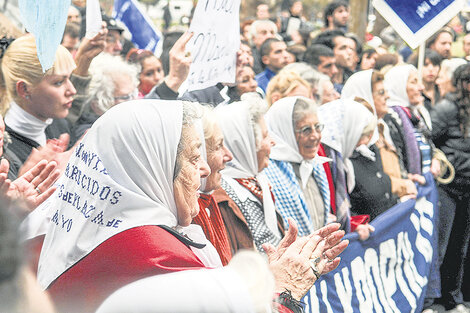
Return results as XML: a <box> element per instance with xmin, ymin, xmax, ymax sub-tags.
<box><xmin>113</xmin><ymin>0</ymin><xmax>162</xmax><ymax>53</ymax></box>
<box><xmin>304</xmin><ymin>173</ymin><xmax>439</xmax><ymax>313</ymax></box>
<box><xmin>384</xmin><ymin>0</ymin><xmax>455</xmax><ymax>33</ymax></box>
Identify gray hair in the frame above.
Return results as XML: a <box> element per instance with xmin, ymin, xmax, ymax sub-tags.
<box><xmin>441</xmin><ymin>58</ymin><xmax>467</xmax><ymax>80</ymax></box>
<box><xmin>316</xmin><ymin>73</ymin><xmax>331</xmax><ymax>103</ymax></box>
<box><xmin>244</xmin><ymin>95</ymin><xmax>268</xmax><ymax>151</ymax></box>
<box><xmin>292</xmin><ymin>97</ymin><xmax>318</xmax><ymax>129</ymax></box>
<box><xmin>174</xmin><ymin>101</ymin><xmax>203</xmax><ymax>180</ymax></box>
<box><xmin>87</xmin><ymin>54</ymin><xmax>139</xmax><ymax>115</ymax></box>
<box><xmin>249</xmin><ymin>19</ymin><xmax>277</xmax><ymax>45</ymax></box>
<box><xmin>282</xmin><ymin>62</ymin><xmax>322</xmax><ymax>87</ymax></box>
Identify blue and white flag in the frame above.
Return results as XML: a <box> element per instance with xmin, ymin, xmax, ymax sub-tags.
<box><xmin>373</xmin><ymin>0</ymin><xmax>464</xmax><ymax>49</ymax></box>
<box><xmin>304</xmin><ymin>173</ymin><xmax>440</xmax><ymax>313</ymax></box>
<box><xmin>113</xmin><ymin>0</ymin><xmax>162</xmax><ymax>54</ymax></box>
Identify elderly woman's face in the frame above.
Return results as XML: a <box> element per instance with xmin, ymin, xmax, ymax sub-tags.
<box><xmin>436</xmin><ymin>67</ymin><xmax>452</xmax><ymax>97</ymax></box>
<box><xmin>256</xmin><ymin>117</ymin><xmax>275</xmax><ymax>172</ymax></box>
<box><xmin>295</xmin><ymin>113</ymin><xmax>322</xmax><ymax>159</ymax></box>
<box><xmin>406</xmin><ymin>71</ymin><xmax>424</xmax><ymax>106</ymax></box>
<box><xmin>203</xmin><ymin>124</ymin><xmax>233</xmax><ymax>192</ymax></box>
<box><xmin>174</xmin><ymin>125</ymin><xmax>211</xmax><ymax>226</ymax></box>
<box><xmin>372</xmin><ymin>81</ymin><xmax>389</xmax><ymax>119</ymax></box>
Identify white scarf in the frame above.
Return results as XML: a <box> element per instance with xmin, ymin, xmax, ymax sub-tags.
<box><xmin>265</xmin><ymin>96</ymin><xmax>330</xmax><ymax>189</ymax></box>
<box><xmin>384</xmin><ymin>64</ymin><xmax>415</xmax><ymax>108</ymax></box>
<box><xmin>384</xmin><ymin>64</ymin><xmax>433</xmax><ymax>130</ymax></box>
<box><xmin>318</xmin><ymin>99</ymin><xmax>375</xmax><ymax>193</ymax></box>
<box><xmin>215</xmin><ymin>101</ymin><xmax>281</xmax><ymax>240</ymax></box>
<box><xmin>38</xmin><ymin>100</ymin><xmax>221</xmax><ymax>289</ymax></box>
<box><xmin>340</xmin><ymin>69</ymin><xmax>379</xmax><ymax>147</ymax></box>
<box><xmin>4</xmin><ymin>101</ymin><xmax>52</xmax><ymax>146</ymax></box>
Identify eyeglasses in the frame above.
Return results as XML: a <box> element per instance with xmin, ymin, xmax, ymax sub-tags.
<box><xmin>295</xmin><ymin>124</ymin><xmax>324</xmax><ymax>137</ymax></box>
<box><xmin>114</xmin><ymin>89</ymin><xmax>138</xmax><ymax>102</ymax></box>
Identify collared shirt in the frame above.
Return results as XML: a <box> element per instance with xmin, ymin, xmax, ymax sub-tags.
<box><xmin>255</xmin><ymin>67</ymin><xmax>276</xmax><ymax>93</ymax></box>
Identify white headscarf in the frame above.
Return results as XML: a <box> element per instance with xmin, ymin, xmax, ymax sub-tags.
<box><xmin>384</xmin><ymin>64</ymin><xmax>415</xmax><ymax>108</ymax></box>
<box><xmin>341</xmin><ymin>69</ymin><xmax>380</xmax><ymax>148</ymax></box>
<box><xmin>318</xmin><ymin>99</ymin><xmax>375</xmax><ymax>192</ymax></box>
<box><xmin>215</xmin><ymin>101</ymin><xmax>281</xmax><ymax>240</ymax></box>
<box><xmin>341</xmin><ymin>69</ymin><xmax>375</xmax><ymax>113</ymax></box>
<box><xmin>265</xmin><ymin>96</ymin><xmax>330</xmax><ymax>189</ymax></box>
<box><xmin>38</xmin><ymin>100</ymin><xmax>221</xmax><ymax>289</ymax></box>
<box><xmin>384</xmin><ymin>64</ymin><xmax>432</xmax><ymax>129</ymax></box>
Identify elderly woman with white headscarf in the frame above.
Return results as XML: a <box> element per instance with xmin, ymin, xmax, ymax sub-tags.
<box><xmin>342</xmin><ymin>70</ymin><xmax>423</xmax><ymax>202</ymax></box>
<box><xmin>37</xmin><ymin>100</ymin><xmax>217</xmax><ymax>312</ymax></box>
<box><xmin>263</xmin><ymin>96</ymin><xmax>332</xmax><ymax>237</ymax></box>
<box><xmin>213</xmin><ymin>97</ymin><xmax>284</xmax><ymax>253</ymax></box>
<box><xmin>384</xmin><ymin>64</ymin><xmax>440</xmax><ymax>176</ymax></box>
<box><xmin>36</xmin><ymin>99</ymin><xmax>348</xmax><ymax>313</ymax></box>
<box><xmin>318</xmin><ymin>99</ymin><xmax>376</xmax><ymax>239</ymax></box>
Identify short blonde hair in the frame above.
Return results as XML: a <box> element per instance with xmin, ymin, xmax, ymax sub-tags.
<box><xmin>266</xmin><ymin>70</ymin><xmax>310</xmax><ymax>106</ymax></box>
<box><xmin>0</xmin><ymin>35</ymin><xmax>76</xmax><ymax>114</ymax></box>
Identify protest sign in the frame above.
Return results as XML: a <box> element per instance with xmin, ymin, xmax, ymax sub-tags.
<box><xmin>113</xmin><ymin>0</ymin><xmax>162</xmax><ymax>53</ymax></box>
<box><xmin>185</xmin><ymin>0</ymin><xmax>241</xmax><ymax>91</ymax></box>
<box><xmin>303</xmin><ymin>174</ymin><xmax>439</xmax><ymax>313</ymax></box>
<box><xmin>373</xmin><ymin>0</ymin><xmax>465</xmax><ymax>48</ymax></box>
<box><xmin>18</xmin><ymin>0</ymin><xmax>70</xmax><ymax>72</ymax></box>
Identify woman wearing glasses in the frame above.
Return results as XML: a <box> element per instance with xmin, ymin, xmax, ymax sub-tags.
<box><xmin>264</xmin><ymin>97</ymin><xmax>332</xmax><ymax>237</ymax></box>
<box><xmin>71</xmin><ymin>53</ymin><xmax>139</xmax><ymax>143</ymax></box>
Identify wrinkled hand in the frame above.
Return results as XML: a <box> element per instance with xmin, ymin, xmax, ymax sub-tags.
<box><xmin>408</xmin><ymin>173</ymin><xmax>426</xmax><ymax>185</ymax></box>
<box><xmin>327</xmin><ymin>212</ymin><xmax>337</xmax><ymax>224</ymax></box>
<box><xmin>355</xmin><ymin>223</ymin><xmax>375</xmax><ymax>241</ymax></box>
<box><xmin>430</xmin><ymin>157</ymin><xmax>441</xmax><ymax>178</ymax></box>
<box><xmin>0</xmin><ymin>159</ymin><xmax>60</xmax><ymax>217</ymax></box>
<box><xmin>165</xmin><ymin>32</ymin><xmax>194</xmax><ymax>92</ymax></box>
<box><xmin>263</xmin><ymin>220</ymin><xmax>348</xmax><ymax>300</ymax></box>
<box><xmin>404</xmin><ymin>179</ymin><xmax>418</xmax><ymax>197</ymax></box>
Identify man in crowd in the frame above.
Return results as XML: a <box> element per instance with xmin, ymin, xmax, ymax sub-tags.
<box><xmin>250</xmin><ymin>19</ymin><xmax>278</xmax><ymax>74</ymax></box>
<box><xmin>313</xmin><ymin>30</ymin><xmax>355</xmax><ymax>92</ymax></box>
<box><xmin>463</xmin><ymin>32</ymin><xmax>470</xmax><ymax>61</ymax></box>
<box><xmin>61</xmin><ymin>22</ymin><xmax>81</xmax><ymax>56</ymax></box>
<box><xmin>303</xmin><ymin>44</ymin><xmax>338</xmax><ymax>80</ymax></box>
<box><xmin>427</xmin><ymin>27</ymin><xmax>453</xmax><ymax>60</ymax></box>
<box><xmin>255</xmin><ymin>38</ymin><xmax>292</xmax><ymax>93</ymax></box>
<box><xmin>102</xmin><ymin>15</ymin><xmax>124</xmax><ymax>56</ymax></box>
<box><xmin>256</xmin><ymin>3</ymin><xmax>271</xmax><ymax>20</ymax></box>
<box><xmin>323</xmin><ymin>0</ymin><xmax>349</xmax><ymax>31</ymax></box>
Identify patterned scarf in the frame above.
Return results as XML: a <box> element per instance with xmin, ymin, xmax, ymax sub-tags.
<box><xmin>391</xmin><ymin>106</ymin><xmax>422</xmax><ymax>175</ymax></box>
<box><xmin>193</xmin><ymin>194</ymin><xmax>232</xmax><ymax>266</ymax></box>
<box><xmin>234</xmin><ymin>177</ymin><xmax>275</xmax><ymax>203</ymax></box>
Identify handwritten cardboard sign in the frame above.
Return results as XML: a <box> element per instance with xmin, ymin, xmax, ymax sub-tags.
<box><xmin>185</xmin><ymin>0</ymin><xmax>241</xmax><ymax>91</ymax></box>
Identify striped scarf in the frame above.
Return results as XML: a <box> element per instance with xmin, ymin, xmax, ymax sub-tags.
<box><xmin>193</xmin><ymin>194</ymin><xmax>232</xmax><ymax>266</ymax></box>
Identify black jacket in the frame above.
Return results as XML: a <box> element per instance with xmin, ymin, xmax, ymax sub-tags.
<box><xmin>431</xmin><ymin>96</ymin><xmax>470</xmax><ymax>179</ymax></box>
<box><xmin>350</xmin><ymin>144</ymin><xmax>399</xmax><ymax>221</ymax></box>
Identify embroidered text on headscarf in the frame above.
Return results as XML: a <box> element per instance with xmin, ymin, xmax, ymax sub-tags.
<box><xmin>53</xmin><ymin>142</ymin><xmax>123</xmax><ymax>231</ymax></box>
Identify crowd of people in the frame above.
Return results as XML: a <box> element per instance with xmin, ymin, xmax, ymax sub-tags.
<box><xmin>1</xmin><ymin>0</ymin><xmax>470</xmax><ymax>312</ymax></box>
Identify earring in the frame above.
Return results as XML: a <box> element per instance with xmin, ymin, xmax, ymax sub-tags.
<box><xmin>25</xmin><ymin>95</ymin><xmax>31</xmax><ymax>100</ymax></box>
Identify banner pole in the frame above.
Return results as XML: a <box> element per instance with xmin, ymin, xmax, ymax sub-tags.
<box><xmin>417</xmin><ymin>42</ymin><xmax>426</xmax><ymax>84</ymax></box>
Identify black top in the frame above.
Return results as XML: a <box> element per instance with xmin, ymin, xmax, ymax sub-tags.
<box><xmin>5</xmin><ymin>118</ymin><xmax>71</xmax><ymax>167</ymax></box>
<box><xmin>349</xmin><ymin>144</ymin><xmax>399</xmax><ymax>221</ymax></box>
